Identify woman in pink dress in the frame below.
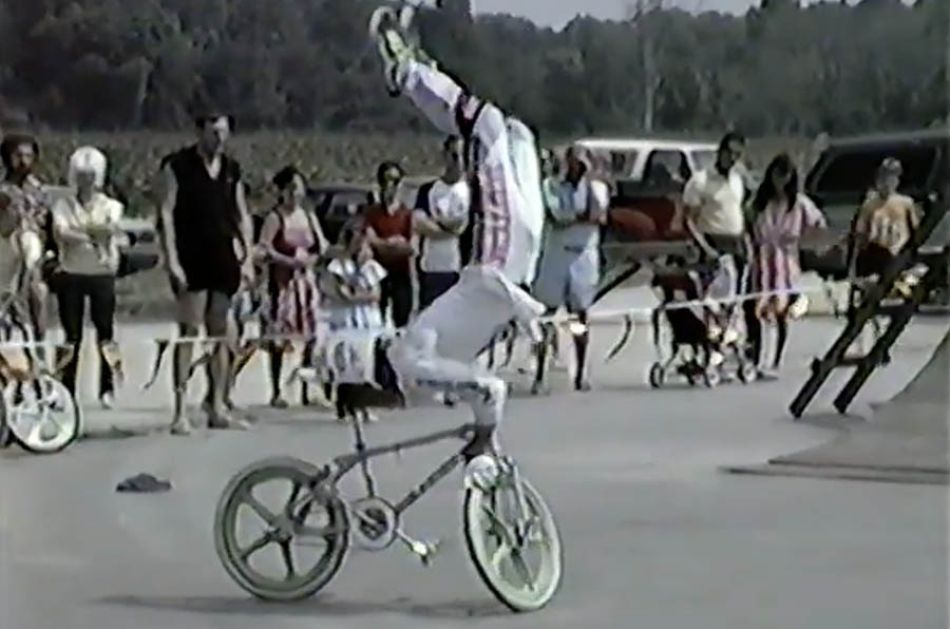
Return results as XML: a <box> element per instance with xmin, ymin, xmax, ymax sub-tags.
<box><xmin>258</xmin><ymin>166</ymin><xmax>328</xmax><ymax>407</ymax></box>
<box><xmin>748</xmin><ymin>153</ymin><xmax>827</xmax><ymax>372</ymax></box>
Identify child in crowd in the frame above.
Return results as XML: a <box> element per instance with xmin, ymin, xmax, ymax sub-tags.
<box><xmin>319</xmin><ymin>221</ymin><xmax>387</xmax><ymax>423</ymax></box>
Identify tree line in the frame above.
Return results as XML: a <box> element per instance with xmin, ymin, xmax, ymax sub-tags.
<box><xmin>0</xmin><ymin>0</ymin><xmax>945</xmax><ymax>137</ymax></box>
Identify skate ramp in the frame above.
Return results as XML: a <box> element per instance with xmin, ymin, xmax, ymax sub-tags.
<box><xmin>727</xmin><ymin>331</ymin><xmax>949</xmax><ymax>485</ymax></box>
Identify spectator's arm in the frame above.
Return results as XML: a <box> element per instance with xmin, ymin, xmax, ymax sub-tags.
<box><xmin>156</xmin><ymin>166</ymin><xmax>183</xmax><ymax>274</ymax></box>
<box><xmin>258</xmin><ymin>213</ymin><xmax>299</xmax><ymax>268</ymax></box>
<box><xmin>235</xmin><ymin>181</ymin><xmax>253</xmax><ymax>265</ymax></box>
<box><xmin>413</xmin><ymin>210</ymin><xmax>453</xmax><ymax>239</ymax></box>
<box><xmin>51</xmin><ymin>199</ymin><xmax>92</xmax><ymax>245</ymax></box>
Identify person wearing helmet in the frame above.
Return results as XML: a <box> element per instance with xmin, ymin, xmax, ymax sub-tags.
<box><xmin>369</xmin><ymin>5</ymin><xmax>546</xmax><ymax>455</ymax></box>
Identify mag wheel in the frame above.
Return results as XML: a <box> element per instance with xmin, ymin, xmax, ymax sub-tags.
<box><xmin>4</xmin><ymin>375</ymin><xmax>80</xmax><ymax>454</ymax></box>
<box><xmin>214</xmin><ymin>457</ymin><xmax>350</xmax><ymax>601</ymax></box>
<box><xmin>463</xmin><ymin>470</ymin><xmax>562</xmax><ymax>613</ymax></box>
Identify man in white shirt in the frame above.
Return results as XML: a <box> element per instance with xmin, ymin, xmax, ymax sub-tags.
<box><xmin>682</xmin><ymin>131</ymin><xmax>759</xmax><ymax>361</ymax></box>
<box><xmin>682</xmin><ymin>131</ymin><xmax>749</xmax><ymax>259</ymax></box>
<box><xmin>532</xmin><ymin>144</ymin><xmax>609</xmax><ymax>393</ymax></box>
<box><xmin>413</xmin><ymin>135</ymin><xmax>470</xmax><ymax>311</ymax></box>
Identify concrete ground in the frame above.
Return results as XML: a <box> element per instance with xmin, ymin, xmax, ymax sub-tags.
<box><xmin>1</xmin><ymin>316</ymin><xmax>947</xmax><ymax>629</ymax></box>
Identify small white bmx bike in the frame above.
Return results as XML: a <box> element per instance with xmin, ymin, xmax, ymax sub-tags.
<box><xmin>213</xmin><ymin>334</ymin><xmax>563</xmax><ymax>613</ymax></box>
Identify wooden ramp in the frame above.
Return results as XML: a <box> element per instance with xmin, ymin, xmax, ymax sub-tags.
<box><xmin>727</xmin><ymin>331</ymin><xmax>949</xmax><ymax>485</ymax></box>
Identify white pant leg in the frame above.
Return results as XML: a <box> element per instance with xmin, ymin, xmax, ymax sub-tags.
<box><xmin>390</xmin><ymin>267</ymin><xmax>544</xmax><ymax>426</ymax></box>
<box><xmin>403</xmin><ymin>60</ymin><xmax>464</xmax><ymax>136</ymax></box>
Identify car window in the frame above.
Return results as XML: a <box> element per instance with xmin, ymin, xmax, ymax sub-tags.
<box><xmin>644</xmin><ymin>149</ymin><xmax>689</xmax><ymax>185</ymax></box>
<box><xmin>811</xmin><ymin>145</ymin><xmax>940</xmax><ymax>196</ymax></box>
<box><xmin>608</xmin><ymin>151</ymin><xmax>638</xmax><ymax>178</ymax></box>
<box><xmin>690</xmin><ymin>149</ymin><xmax>716</xmax><ymax>173</ymax></box>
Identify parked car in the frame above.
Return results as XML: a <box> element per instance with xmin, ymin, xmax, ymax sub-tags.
<box><xmin>307</xmin><ymin>183</ymin><xmax>376</xmax><ymax>245</ymax></box>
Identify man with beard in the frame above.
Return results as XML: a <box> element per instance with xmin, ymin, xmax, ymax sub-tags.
<box><xmin>0</xmin><ymin>134</ymin><xmax>52</xmax><ymax>341</ymax></box>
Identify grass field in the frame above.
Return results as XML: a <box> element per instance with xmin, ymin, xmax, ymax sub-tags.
<box><xmin>31</xmin><ymin>131</ymin><xmax>811</xmax><ymax>318</ymax></box>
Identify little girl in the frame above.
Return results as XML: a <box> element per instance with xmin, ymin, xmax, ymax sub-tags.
<box><xmin>319</xmin><ymin>222</ymin><xmax>387</xmax><ymax>422</ymax></box>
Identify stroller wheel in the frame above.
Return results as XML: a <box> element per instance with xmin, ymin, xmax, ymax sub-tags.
<box><xmin>648</xmin><ymin>363</ymin><xmax>666</xmax><ymax>389</ymax></box>
<box><xmin>738</xmin><ymin>361</ymin><xmax>758</xmax><ymax>385</ymax></box>
<box><xmin>702</xmin><ymin>368</ymin><xmax>721</xmax><ymax>388</ymax></box>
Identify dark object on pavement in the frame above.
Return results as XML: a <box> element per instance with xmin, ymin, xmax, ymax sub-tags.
<box><xmin>116</xmin><ymin>473</ymin><xmax>172</xmax><ymax>493</ymax></box>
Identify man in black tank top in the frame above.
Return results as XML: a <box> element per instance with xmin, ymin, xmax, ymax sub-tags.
<box><xmin>156</xmin><ymin>112</ymin><xmax>254</xmax><ymax>434</ymax></box>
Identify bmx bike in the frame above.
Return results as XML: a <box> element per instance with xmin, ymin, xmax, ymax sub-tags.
<box><xmin>0</xmin><ymin>290</ymin><xmax>81</xmax><ymax>454</ymax></box>
<box><xmin>213</xmin><ymin>341</ymin><xmax>563</xmax><ymax>613</ymax></box>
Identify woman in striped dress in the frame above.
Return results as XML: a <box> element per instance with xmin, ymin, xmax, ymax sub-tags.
<box><xmin>748</xmin><ymin>154</ymin><xmax>827</xmax><ymax>372</ymax></box>
<box><xmin>258</xmin><ymin>166</ymin><xmax>327</xmax><ymax>408</ymax></box>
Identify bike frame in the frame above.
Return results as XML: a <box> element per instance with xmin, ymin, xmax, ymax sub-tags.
<box><xmin>319</xmin><ymin>421</ymin><xmax>480</xmax><ymax>516</ymax></box>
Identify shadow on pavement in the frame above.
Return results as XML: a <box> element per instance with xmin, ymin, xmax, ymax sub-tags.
<box><xmin>97</xmin><ymin>594</ymin><xmax>507</xmax><ymax>619</ymax></box>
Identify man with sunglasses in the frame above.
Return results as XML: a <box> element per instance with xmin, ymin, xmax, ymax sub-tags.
<box><xmin>369</xmin><ymin>6</ymin><xmax>546</xmax><ymax>453</ymax></box>
<box><xmin>363</xmin><ymin>161</ymin><xmax>415</xmax><ymax>328</ymax></box>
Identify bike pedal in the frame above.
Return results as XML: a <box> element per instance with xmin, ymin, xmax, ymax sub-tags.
<box><xmin>415</xmin><ymin>539</ymin><xmax>441</xmax><ymax>566</ymax></box>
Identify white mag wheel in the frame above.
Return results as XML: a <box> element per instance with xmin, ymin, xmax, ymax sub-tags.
<box><xmin>3</xmin><ymin>375</ymin><xmax>81</xmax><ymax>454</ymax></box>
<box><xmin>463</xmin><ymin>472</ymin><xmax>563</xmax><ymax>613</ymax></box>
<box><xmin>214</xmin><ymin>457</ymin><xmax>350</xmax><ymax>602</ymax></box>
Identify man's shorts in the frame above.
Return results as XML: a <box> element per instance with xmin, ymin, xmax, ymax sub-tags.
<box><xmin>532</xmin><ymin>245</ymin><xmax>599</xmax><ymax>313</ymax></box>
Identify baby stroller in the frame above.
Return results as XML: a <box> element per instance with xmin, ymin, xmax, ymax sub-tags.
<box><xmin>647</xmin><ymin>254</ymin><xmax>758</xmax><ymax>388</ymax></box>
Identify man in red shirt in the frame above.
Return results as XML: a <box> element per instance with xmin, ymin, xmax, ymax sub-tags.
<box><xmin>363</xmin><ymin>161</ymin><xmax>414</xmax><ymax>327</ymax></box>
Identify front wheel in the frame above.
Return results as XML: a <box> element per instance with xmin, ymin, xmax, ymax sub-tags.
<box><xmin>3</xmin><ymin>375</ymin><xmax>81</xmax><ymax>454</ymax></box>
<box><xmin>463</xmin><ymin>470</ymin><xmax>563</xmax><ymax>613</ymax></box>
<box><xmin>214</xmin><ymin>457</ymin><xmax>350</xmax><ymax>601</ymax></box>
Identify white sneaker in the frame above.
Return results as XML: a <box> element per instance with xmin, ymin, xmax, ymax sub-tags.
<box><xmin>100</xmin><ymin>392</ymin><xmax>115</xmax><ymax>410</ymax></box>
<box><xmin>368</xmin><ymin>6</ymin><xmax>414</xmax><ymax>96</ymax></box>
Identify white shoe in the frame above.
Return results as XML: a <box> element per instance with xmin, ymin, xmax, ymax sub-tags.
<box><xmin>368</xmin><ymin>6</ymin><xmax>414</xmax><ymax>96</ymax></box>
<box><xmin>100</xmin><ymin>392</ymin><xmax>115</xmax><ymax>410</ymax></box>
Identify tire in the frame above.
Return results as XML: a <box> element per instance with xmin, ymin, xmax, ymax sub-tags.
<box><xmin>648</xmin><ymin>363</ymin><xmax>665</xmax><ymax>389</ymax></box>
<box><xmin>214</xmin><ymin>457</ymin><xmax>349</xmax><ymax>602</ymax></box>
<box><xmin>3</xmin><ymin>375</ymin><xmax>81</xmax><ymax>454</ymax></box>
<box><xmin>463</xmin><ymin>473</ymin><xmax>563</xmax><ymax>613</ymax></box>
<box><xmin>702</xmin><ymin>368</ymin><xmax>721</xmax><ymax>388</ymax></box>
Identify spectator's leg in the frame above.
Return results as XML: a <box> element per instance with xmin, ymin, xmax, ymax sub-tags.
<box><xmin>267</xmin><ymin>342</ymin><xmax>286</xmax><ymax>407</ymax></box>
<box><xmin>88</xmin><ymin>274</ymin><xmax>117</xmax><ymax>399</ymax></box>
<box><xmin>568</xmin><ymin>248</ymin><xmax>599</xmax><ymax>392</ymax></box>
<box><xmin>744</xmin><ymin>298</ymin><xmax>762</xmax><ymax>365</ymax></box>
<box><xmin>774</xmin><ymin>314</ymin><xmax>790</xmax><ymax>370</ymax></box>
<box><xmin>172</xmin><ymin>291</ymin><xmax>205</xmax><ymax>434</ymax></box>
<box><xmin>205</xmin><ymin>291</ymin><xmax>246</xmax><ymax>429</ymax></box>
<box><xmin>55</xmin><ymin>274</ymin><xmax>85</xmax><ymax>396</ymax></box>
<box><xmin>392</xmin><ymin>272</ymin><xmax>414</xmax><ymax>328</ymax></box>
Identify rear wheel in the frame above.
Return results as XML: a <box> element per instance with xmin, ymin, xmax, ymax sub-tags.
<box><xmin>214</xmin><ymin>457</ymin><xmax>350</xmax><ymax>601</ymax></box>
<box><xmin>463</xmin><ymin>468</ymin><xmax>563</xmax><ymax>613</ymax></box>
<box><xmin>648</xmin><ymin>363</ymin><xmax>665</xmax><ymax>389</ymax></box>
